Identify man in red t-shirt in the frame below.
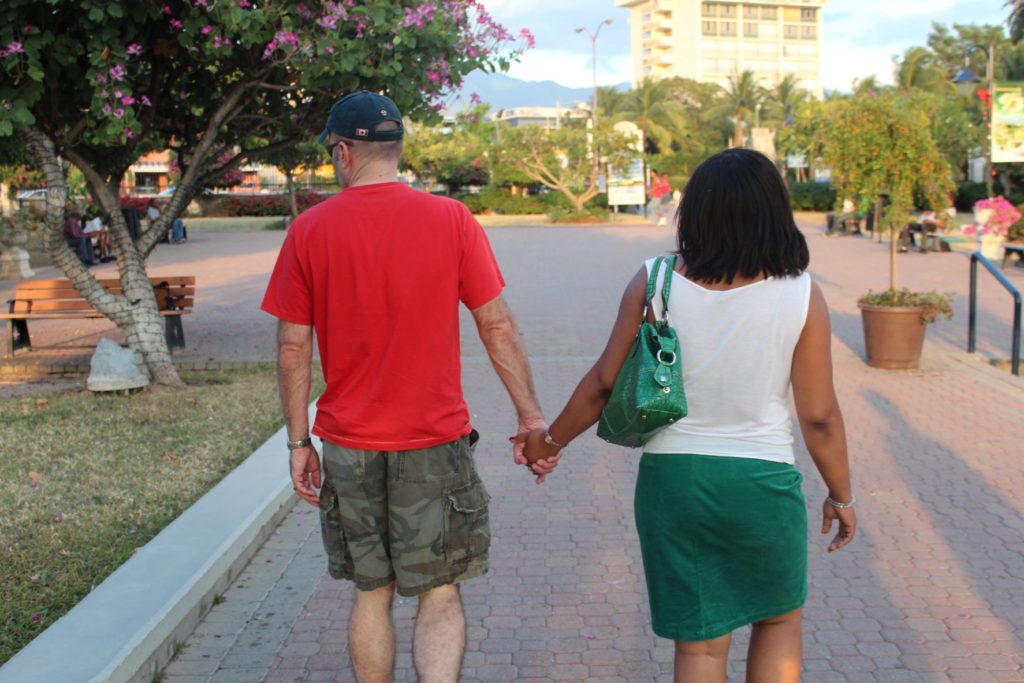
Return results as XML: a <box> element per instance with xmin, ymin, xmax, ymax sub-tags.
<box><xmin>262</xmin><ymin>91</ymin><xmax>557</xmax><ymax>682</ymax></box>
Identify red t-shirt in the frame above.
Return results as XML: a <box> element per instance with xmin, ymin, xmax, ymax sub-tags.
<box><xmin>261</xmin><ymin>182</ymin><xmax>505</xmax><ymax>450</ymax></box>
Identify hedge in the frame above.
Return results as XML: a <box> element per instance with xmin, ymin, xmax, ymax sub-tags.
<box><xmin>216</xmin><ymin>191</ymin><xmax>329</xmax><ymax>217</ymax></box>
<box><xmin>788</xmin><ymin>182</ymin><xmax>836</xmax><ymax>211</ymax></box>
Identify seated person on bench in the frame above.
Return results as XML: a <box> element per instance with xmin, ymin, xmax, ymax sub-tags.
<box><xmin>83</xmin><ymin>211</ymin><xmax>115</xmax><ymax>261</ymax></box>
<box><xmin>64</xmin><ymin>211</ymin><xmax>97</xmax><ymax>266</ymax></box>
<box><xmin>826</xmin><ymin>198</ymin><xmax>857</xmax><ymax>236</ymax></box>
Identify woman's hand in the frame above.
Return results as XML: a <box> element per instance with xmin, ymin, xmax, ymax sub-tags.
<box><xmin>822</xmin><ymin>500</ymin><xmax>856</xmax><ymax>552</ymax></box>
<box><xmin>510</xmin><ymin>429</ymin><xmax>563</xmax><ymax>484</ymax></box>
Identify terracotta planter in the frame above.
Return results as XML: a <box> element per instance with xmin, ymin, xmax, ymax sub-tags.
<box><xmin>858</xmin><ymin>303</ymin><xmax>928</xmax><ymax>370</ymax></box>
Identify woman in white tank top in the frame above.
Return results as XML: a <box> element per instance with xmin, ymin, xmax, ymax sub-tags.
<box><xmin>516</xmin><ymin>149</ymin><xmax>856</xmax><ymax>682</ymax></box>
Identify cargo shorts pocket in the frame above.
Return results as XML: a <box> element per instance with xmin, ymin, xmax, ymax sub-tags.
<box><xmin>318</xmin><ymin>482</ymin><xmax>354</xmax><ymax>580</ymax></box>
<box><xmin>443</xmin><ymin>480</ymin><xmax>491</xmax><ymax>565</ymax></box>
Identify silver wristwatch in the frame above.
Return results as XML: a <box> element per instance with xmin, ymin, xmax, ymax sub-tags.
<box><xmin>286</xmin><ymin>436</ymin><xmax>312</xmax><ymax>451</ymax></box>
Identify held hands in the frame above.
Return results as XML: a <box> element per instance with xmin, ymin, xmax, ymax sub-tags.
<box><xmin>290</xmin><ymin>445</ymin><xmax>322</xmax><ymax>507</ymax></box>
<box><xmin>821</xmin><ymin>499</ymin><xmax>857</xmax><ymax>552</ymax></box>
<box><xmin>509</xmin><ymin>426</ymin><xmax>563</xmax><ymax>484</ymax></box>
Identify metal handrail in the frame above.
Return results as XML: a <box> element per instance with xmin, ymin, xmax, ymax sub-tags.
<box><xmin>968</xmin><ymin>252</ymin><xmax>1021</xmax><ymax>375</ymax></box>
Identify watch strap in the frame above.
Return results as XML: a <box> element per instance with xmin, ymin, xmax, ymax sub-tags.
<box><xmin>287</xmin><ymin>436</ymin><xmax>312</xmax><ymax>450</ymax></box>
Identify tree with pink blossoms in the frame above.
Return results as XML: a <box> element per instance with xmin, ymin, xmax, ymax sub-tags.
<box><xmin>0</xmin><ymin>0</ymin><xmax>529</xmax><ymax>385</ymax></box>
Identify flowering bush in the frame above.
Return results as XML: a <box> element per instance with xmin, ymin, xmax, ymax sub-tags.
<box><xmin>217</xmin><ymin>191</ymin><xmax>329</xmax><ymax>217</ymax></box>
<box><xmin>3</xmin><ymin>207</ymin><xmax>41</xmax><ymax>233</ymax></box>
<box><xmin>964</xmin><ymin>196</ymin><xmax>1021</xmax><ymax>237</ymax></box>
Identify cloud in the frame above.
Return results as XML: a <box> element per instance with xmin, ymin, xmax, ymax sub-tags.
<box><xmin>505</xmin><ymin>48</ymin><xmax>632</xmax><ymax>89</ymax></box>
<box><xmin>821</xmin><ymin>38</ymin><xmax>900</xmax><ymax>92</ymax></box>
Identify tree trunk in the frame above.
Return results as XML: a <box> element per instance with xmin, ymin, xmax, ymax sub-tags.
<box><xmin>286</xmin><ymin>170</ymin><xmax>298</xmax><ymax>218</ymax></box>
<box><xmin>733</xmin><ymin>112</ymin><xmax>745</xmax><ymax>148</ymax></box>
<box><xmin>889</xmin><ymin>223</ymin><xmax>898</xmax><ymax>291</ymax></box>
<box><xmin>26</xmin><ymin>129</ymin><xmax>184</xmax><ymax>387</ymax></box>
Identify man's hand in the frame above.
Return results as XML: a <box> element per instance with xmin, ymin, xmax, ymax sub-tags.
<box><xmin>513</xmin><ymin>417</ymin><xmax>547</xmax><ymax>466</ymax></box>
<box><xmin>510</xmin><ymin>427</ymin><xmax>563</xmax><ymax>485</ymax></box>
<box><xmin>290</xmin><ymin>445</ymin><xmax>322</xmax><ymax>507</ymax></box>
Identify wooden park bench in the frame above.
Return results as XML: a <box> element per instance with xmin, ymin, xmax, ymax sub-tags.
<box><xmin>2</xmin><ymin>276</ymin><xmax>195</xmax><ymax>358</ymax></box>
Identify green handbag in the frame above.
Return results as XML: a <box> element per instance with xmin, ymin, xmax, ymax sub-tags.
<box><xmin>596</xmin><ymin>255</ymin><xmax>687</xmax><ymax>448</ymax></box>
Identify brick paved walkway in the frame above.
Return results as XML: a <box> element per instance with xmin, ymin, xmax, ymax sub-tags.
<box><xmin>156</xmin><ymin>221</ymin><xmax>1024</xmax><ymax>682</ymax></box>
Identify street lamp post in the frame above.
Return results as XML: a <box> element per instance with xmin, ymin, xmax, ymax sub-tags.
<box><xmin>952</xmin><ymin>42</ymin><xmax>996</xmax><ymax>199</ymax></box>
<box><xmin>576</xmin><ymin>19</ymin><xmax>613</xmax><ymax>174</ymax></box>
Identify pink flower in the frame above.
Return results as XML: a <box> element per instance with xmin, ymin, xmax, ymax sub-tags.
<box><xmin>113</xmin><ymin>108</ymin><xmax>125</xmax><ymax>118</ymax></box>
<box><xmin>102</xmin><ymin>103</ymin><xmax>112</xmax><ymax>115</ymax></box>
<box><xmin>126</xmin><ymin>43</ymin><xmax>142</xmax><ymax>56</ymax></box>
<box><xmin>30</xmin><ymin>614</ymin><xmax>41</xmax><ymax>623</ymax></box>
<box><xmin>113</xmin><ymin>89</ymin><xmax>123</xmax><ymax>98</ymax></box>
<box><xmin>519</xmin><ymin>28</ymin><xmax>536</xmax><ymax>49</ymax></box>
<box><xmin>201</xmin><ymin>25</ymin><xmax>213</xmax><ymax>35</ymax></box>
<box><xmin>23</xmin><ymin>24</ymin><xmax>37</xmax><ymax>33</ymax></box>
<box><xmin>194</xmin><ymin>0</ymin><xmax>209</xmax><ymax>6</ymax></box>
<box><xmin>109</xmin><ymin>64</ymin><xmax>126</xmax><ymax>81</ymax></box>
<box><xmin>141</xmin><ymin>95</ymin><xmax>152</xmax><ymax>107</ymax></box>
<box><xmin>5</xmin><ymin>41</ymin><xmax>24</xmax><ymax>55</ymax></box>
<box><xmin>325</xmin><ymin>46</ymin><xmax>334</xmax><ymax>54</ymax></box>
<box><xmin>95</xmin><ymin>73</ymin><xmax>107</xmax><ymax>84</ymax></box>
<box><xmin>426</xmin><ymin>70</ymin><xmax>440</xmax><ymax>82</ymax></box>
<box><xmin>121</xmin><ymin>95</ymin><xmax>135</xmax><ymax>105</ymax></box>
<box><xmin>170</xmin><ymin>18</ymin><xmax>183</xmax><ymax>29</ymax></box>
<box><xmin>469</xmin><ymin>92</ymin><xmax>482</xmax><ymax>105</ymax></box>
<box><xmin>239</xmin><ymin>0</ymin><xmax>250</xmax><ymax>7</ymax></box>
<box><xmin>161</xmin><ymin>4</ymin><xmax>172</xmax><ymax>14</ymax></box>
<box><xmin>124</xmin><ymin>128</ymin><xmax>134</xmax><ymax>139</ymax></box>
<box><xmin>99</xmin><ymin>89</ymin><xmax>109</xmax><ymax>98</ymax></box>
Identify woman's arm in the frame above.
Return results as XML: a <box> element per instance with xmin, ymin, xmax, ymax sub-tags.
<box><xmin>791</xmin><ymin>281</ymin><xmax>856</xmax><ymax>552</ymax></box>
<box><xmin>517</xmin><ymin>265</ymin><xmax>650</xmax><ymax>462</ymax></box>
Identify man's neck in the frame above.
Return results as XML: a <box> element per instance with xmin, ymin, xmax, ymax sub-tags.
<box><xmin>345</xmin><ymin>163</ymin><xmax>399</xmax><ymax>188</ymax></box>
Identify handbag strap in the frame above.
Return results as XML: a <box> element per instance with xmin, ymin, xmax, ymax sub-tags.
<box><xmin>644</xmin><ymin>256</ymin><xmax>664</xmax><ymax>305</ymax></box>
<box><xmin>659</xmin><ymin>255</ymin><xmax>676</xmax><ymax>320</ymax></box>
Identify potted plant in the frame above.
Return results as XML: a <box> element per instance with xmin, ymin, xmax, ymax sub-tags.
<box><xmin>813</xmin><ymin>92</ymin><xmax>955</xmax><ymax>369</ymax></box>
<box><xmin>963</xmin><ymin>196</ymin><xmax>1020</xmax><ymax>259</ymax></box>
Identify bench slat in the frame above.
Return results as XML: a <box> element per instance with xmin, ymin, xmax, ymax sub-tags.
<box><xmin>7</xmin><ymin>297</ymin><xmax>195</xmax><ymax>314</ymax></box>
<box><xmin>0</xmin><ymin>310</ymin><xmax>191</xmax><ymax>320</ymax></box>
<box><xmin>15</xmin><ymin>276</ymin><xmax>194</xmax><ymax>290</ymax></box>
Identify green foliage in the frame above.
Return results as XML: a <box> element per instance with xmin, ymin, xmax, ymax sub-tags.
<box><xmin>858</xmin><ymin>289</ymin><xmax>955</xmax><ymax>323</ymax></box>
<box><xmin>455</xmin><ymin>186</ymin><xmax>546</xmax><ymax>215</ymax></box>
<box><xmin>788</xmin><ymin>182</ymin><xmax>836</xmax><ymax>211</ymax></box>
<box><xmin>955</xmin><ymin>182</ymin><xmax>990</xmax><ymax>211</ymax></box>
<box><xmin>703</xmin><ymin>70</ymin><xmax>768</xmax><ymax>148</ymax></box>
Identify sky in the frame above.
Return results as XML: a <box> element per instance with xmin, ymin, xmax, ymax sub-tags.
<box><xmin>483</xmin><ymin>0</ymin><xmax>1008</xmax><ymax>92</ymax></box>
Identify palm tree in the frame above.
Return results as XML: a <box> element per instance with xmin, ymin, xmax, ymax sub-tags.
<box><xmin>1007</xmin><ymin>0</ymin><xmax>1024</xmax><ymax>44</ymax></box>
<box><xmin>763</xmin><ymin>74</ymin><xmax>808</xmax><ymax>127</ymax></box>
<box><xmin>611</xmin><ymin>77</ymin><xmax>688</xmax><ymax>154</ymax></box>
<box><xmin>895</xmin><ymin>46</ymin><xmax>951</xmax><ymax>94</ymax></box>
<box><xmin>703</xmin><ymin>70</ymin><xmax>766</xmax><ymax>148</ymax></box>
<box><xmin>597</xmin><ymin>85</ymin><xmax>630</xmax><ymax>121</ymax></box>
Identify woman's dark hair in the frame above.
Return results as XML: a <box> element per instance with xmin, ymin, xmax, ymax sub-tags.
<box><xmin>676</xmin><ymin>148</ymin><xmax>808</xmax><ymax>284</ymax></box>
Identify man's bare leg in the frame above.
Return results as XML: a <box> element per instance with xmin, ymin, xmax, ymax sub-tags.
<box><xmin>413</xmin><ymin>584</ymin><xmax>466</xmax><ymax>683</ymax></box>
<box><xmin>349</xmin><ymin>583</ymin><xmax>396</xmax><ymax>683</ymax></box>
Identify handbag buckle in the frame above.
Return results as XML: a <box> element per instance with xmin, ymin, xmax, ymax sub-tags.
<box><xmin>656</xmin><ymin>350</ymin><xmax>677</xmax><ymax>366</ymax></box>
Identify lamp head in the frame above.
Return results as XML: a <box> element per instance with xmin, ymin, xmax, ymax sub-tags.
<box><xmin>604</xmin><ymin>18</ymin><xmax>613</xmax><ymax>26</ymax></box>
<box><xmin>575</xmin><ymin>27</ymin><xmax>584</xmax><ymax>34</ymax></box>
<box><xmin>952</xmin><ymin>67</ymin><xmax>982</xmax><ymax>97</ymax></box>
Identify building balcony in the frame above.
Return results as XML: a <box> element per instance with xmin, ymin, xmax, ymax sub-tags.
<box><xmin>614</xmin><ymin>0</ymin><xmax>646</xmax><ymax>7</ymax></box>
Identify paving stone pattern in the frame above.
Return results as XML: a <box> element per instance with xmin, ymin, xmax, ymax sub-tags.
<box><xmin>155</xmin><ymin>223</ymin><xmax>1024</xmax><ymax>682</ymax></box>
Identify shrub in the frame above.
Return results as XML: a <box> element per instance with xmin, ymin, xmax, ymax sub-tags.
<box><xmin>216</xmin><ymin>190</ymin><xmax>329</xmax><ymax>217</ymax></box>
<box><xmin>119</xmin><ymin>195</ymin><xmax>152</xmax><ymax>212</ymax></box>
<box><xmin>858</xmin><ymin>289</ymin><xmax>954</xmax><ymax>323</ymax></box>
<box><xmin>548</xmin><ymin>206</ymin><xmax>610</xmax><ymax>223</ymax></box>
<box><xmin>788</xmin><ymin>182</ymin><xmax>836</xmax><ymax>211</ymax></box>
<box><xmin>955</xmin><ymin>182</ymin><xmax>988</xmax><ymax>212</ymax></box>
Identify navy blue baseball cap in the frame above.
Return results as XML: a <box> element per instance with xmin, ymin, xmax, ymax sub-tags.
<box><xmin>317</xmin><ymin>90</ymin><xmax>404</xmax><ymax>144</ymax></box>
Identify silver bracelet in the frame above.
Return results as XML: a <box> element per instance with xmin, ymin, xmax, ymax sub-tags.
<box><xmin>826</xmin><ymin>495</ymin><xmax>856</xmax><ymax>509</ymax></box>
<box><xmin>544</xmin><ymin>432</ymin><xmax>568</xmax><ymax>449</ymax></box>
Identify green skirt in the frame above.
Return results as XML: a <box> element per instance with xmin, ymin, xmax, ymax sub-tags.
<box><xmin>635</xmin><ymin>453</ymin><xmax>807</xmax><ymax>642</ymax></box>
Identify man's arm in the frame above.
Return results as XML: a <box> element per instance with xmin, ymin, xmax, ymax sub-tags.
<box><xmin>470</xmin><ymin>296</ymin><xmax>551</xmax><ymax>475</ymax></box>
<box><xmin>277</xmin><ymin>319</ymin><xmax>321</xmax><ymax>506</ymax></box>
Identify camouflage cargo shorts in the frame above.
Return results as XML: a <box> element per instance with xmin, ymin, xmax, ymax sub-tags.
<box><xmin>318</xmin><ymin>429</ymin><xmax>490</xmax><ymax>597</ymax></box>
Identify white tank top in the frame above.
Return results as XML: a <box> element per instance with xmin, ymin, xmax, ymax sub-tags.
<box><xmin>642</xmin><ymin>257</ymin><xmax>812</xmax><ymax>464</ymax></box>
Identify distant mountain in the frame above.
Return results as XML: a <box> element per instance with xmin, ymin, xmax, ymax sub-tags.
<box><xmin>449</xmin><ymin>72</ymin><xmax>630</xmax><ymax>112</ymax></box>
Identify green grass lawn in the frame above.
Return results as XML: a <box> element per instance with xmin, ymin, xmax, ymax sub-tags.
<box><xmin>0</xmin><ymin>366</ymin><xmax>324</xmax><ymax>665</ymax></box>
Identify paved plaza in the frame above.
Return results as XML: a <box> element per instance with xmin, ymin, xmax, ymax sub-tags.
<box><xmin>6</xmin><ymin>218</ymin><xmax>1024</xmax><ymax>681</ymax></box>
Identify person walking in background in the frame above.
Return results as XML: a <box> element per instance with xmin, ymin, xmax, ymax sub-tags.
<box><xmin>516</xmin><ymin>149</ymin><xmax>856</xmax><ymax>683</ymax></box>
<box><xmin>262</xmin><ymin>90</ymin><xmax>555</xmax><ymax>683</ymax></box>
<box><xmin>650</xmin><ymin>171</ymin><xmax>672</xmax><ymax>226</ymax></box>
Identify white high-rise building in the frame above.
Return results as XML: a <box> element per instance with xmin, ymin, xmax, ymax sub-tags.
<box><xmin>615</xmin><ymin>0</ymin><xmax>827</xmax><ymax>98</ymax></box>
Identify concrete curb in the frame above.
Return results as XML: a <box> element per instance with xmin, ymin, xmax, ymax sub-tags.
<box><xmin>0</xmin><ymin>404</ymin><xmax>317</xmax><ymax>683</ymax></box>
